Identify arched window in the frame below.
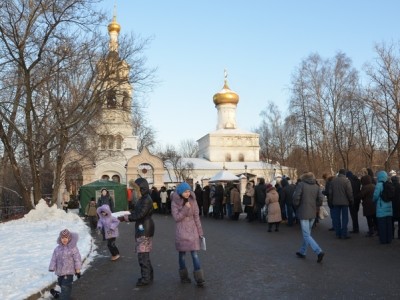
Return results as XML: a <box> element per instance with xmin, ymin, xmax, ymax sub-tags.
<box><xmin>112</xmin><ymin>175</ymin><xmax>120</xmax><ymax>183</ymax></box>
<box><xmin>106</xmin><ymin>90</ymin><xmax>117</xmax><ymax>108</ymax></box>
<box><xmin>101</xmin><ymin>175</ymin><xmax>110</xmax><ymax>180</ymax></box>
<box><xmin>108</xmin><ymin>136</ymin><xmax>114</xmax><ymax>150</ymax></box>
<box><xmin>238</xmin><ymin>153</ymin><xmax>244</xmax><ymax>162</ymax></box>
<box><xmin>116</xmin><ymin>136</ymin><xmax>122</xmax><ymax>150</ymax></box>
<box><xmin>225</xmin><ymin>153</ymin><xmax>231</xmax><ymax>162</ymax></box>
<box><xmin>122</xmin><ymin>92</ymin><xmax>130</xmax><ymax>111</ymax></box>
<box><xmin>100</xmin><ymin>136</ymin><xmax>107</xmax><ymax>150</ymax></box>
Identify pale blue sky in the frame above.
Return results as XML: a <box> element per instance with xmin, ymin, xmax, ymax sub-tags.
<box><xmin>99</xmin><ymin>0</ymin><xmax>400</xmax><ymax>147</ymax></box>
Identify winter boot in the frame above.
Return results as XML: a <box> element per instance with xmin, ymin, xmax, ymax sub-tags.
<box><xmin>193</xmin><ymin>269</ymin><xmax>205</xmax><ymax>287</ymax></box>
<box><xmin>179</xmin><ymin>268</ymin><xmax>192</xmax><ymax>283</ymax></box>
<box><xmin>137</xmin><ymin>253</ymin><xmax>152</xmax><ymax>286</ymax></box>
<box><xmin>50</xmin><ymin>285</ymin><xmax>61</xmax><ymax>299</ymax></box>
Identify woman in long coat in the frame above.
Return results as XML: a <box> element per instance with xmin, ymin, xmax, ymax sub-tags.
<box><xmin>230</xmin><ymin>184</ymin><xmax>242</xmax><ymax>220</ymax></box>
<box><xmin>355</xmin><ymin>175</ymin><xmax>376</xmax><ymax>237</ymax></box>
<box><xmin>171</xmin><ymin>182</ymin><xmax>205</xmax><ymax>287</ymax></box>
<box><xmin>244</xmin><ymin>181</ymin><xmax>256</xmax><ymax>222</ymax></box>
<box><xmin>265</xmin><ymin>184</ymin><xmax>282</xmax><ymax>232</ymax></box>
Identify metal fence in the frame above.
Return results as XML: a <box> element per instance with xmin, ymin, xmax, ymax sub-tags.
<box><xmin>0</xmin><ymin>186</ymin><xmax>26</xmax><ymax>222</ymax></box>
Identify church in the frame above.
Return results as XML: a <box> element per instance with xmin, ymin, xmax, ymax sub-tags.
<box><xmin>59</xmin><ymin>14</ymin><xmax>294</xmax><ymax>202</ymax></box>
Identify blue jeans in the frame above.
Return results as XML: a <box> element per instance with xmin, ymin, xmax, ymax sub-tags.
<box><xmin>286</xmin><ymin>204</ymin><xmax>295</xmax><ymax>226</ymax></box>
<box><xmin>333</xmin><ymin>205</ymin><xmax>349</xmax><ymax>238</ymax></box>
<box><xmin>298</xmin><ymin>219</ymin><xmax>322</xmax><ymax>255</ymax></box>
<box><xmin>58</xmin><ymin>275</ymin><xmax>73</xmax><ymax>300</ymax></box>
<box><xmin>226</xmin><ymin>203</ymin><xmax>232</xmax><ymax>218</ymax></box>
<box><xmin>179</xmin><ymin>251</ymin><xmax>201</xmax><ymax>271</ymax></box>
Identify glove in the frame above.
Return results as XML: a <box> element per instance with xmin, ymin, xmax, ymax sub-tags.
<box><xmin>75</xmin><ymin>272</ymin><xmax>81</xmax><ymax>279</ymax></box>
<box><xmin>118</xmin><ymin>216</ymin><xmax>126</xmax><ymax>222</ymax></box>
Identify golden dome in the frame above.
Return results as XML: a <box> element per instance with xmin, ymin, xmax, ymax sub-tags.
<box><xmin>108</xmin><ymin>16</ymin><xmax>121</xmax><ymax>33</ymax></box>
<box><xmin>213</xmin><ymin>80</ymin><xmax>239</xmax><ymax>105</ymax></box>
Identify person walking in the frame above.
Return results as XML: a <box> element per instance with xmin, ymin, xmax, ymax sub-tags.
<box><xmin>119</xmin><ymin>178</ymin><xmax>155</xmax><ymax>286</ymax></box>
<box><xmin>171</xmin><ymin>182</ymin><xmax>205</xmax><ymax>287</ymax></box>
<box><xmin>97</xmin><ymin>204</ymin><xmax>120</xmax><ymax>261</ymax></box>
<box><xmin>329</xmin><ymin>169</ymin><xmax>354</xmax><ymax>239</ymax></box>
<box><xmin>49</xmin><ymin>229</ymin><xmax>82</xmax><ymax>299</ymax></box>
<box><xmin>373</xmin><ymin>171</ymin><xmax>393</xmax><ymax>244</ymax></box>
<box><xmin>293</xmin><ymin>172</ymin><xmax>325</xmax><ymax>263</ymax></box>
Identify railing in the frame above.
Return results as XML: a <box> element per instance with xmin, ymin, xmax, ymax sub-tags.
<box><xmin>0</xmin><ymin>206</ymin><xmax>28</xmax><ymax>222</ymax></box>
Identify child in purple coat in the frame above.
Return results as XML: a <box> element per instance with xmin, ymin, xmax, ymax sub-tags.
<box><xmin>97</xmin><ymin>204</ymin><xmax>120</xmax><ymax>261</ymax></box>
<box><xmin>49</xmin><ymin>229</ymin><xmax>82</xmax><ymax>299</ymax></box>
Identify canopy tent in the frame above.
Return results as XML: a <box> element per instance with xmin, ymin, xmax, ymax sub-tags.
<box><xmin>209</xmin><ymin>170</ymin><xmax>240</xmax><ymax>183</ymax></box>
<box><xmin>79</xmin><ymin>180</ymin><xmax>128</xmax><ymax>213</ymax></box>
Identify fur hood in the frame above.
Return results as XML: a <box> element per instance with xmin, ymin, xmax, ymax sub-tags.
<box><xmin>300</xmin><ymin>172</ymin><xmax>316</xmax><ymax>184</ymax></box>
<box><xmin>56</xmin><ymin>231</ymin><xmax>79</xmax><ymax>248</ymax></box>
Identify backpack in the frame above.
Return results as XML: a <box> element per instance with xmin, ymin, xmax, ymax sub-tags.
<box><xmin>381</xmin><ymin>181</ymin><xmax>396</xmax><ymax>202</ymax></box>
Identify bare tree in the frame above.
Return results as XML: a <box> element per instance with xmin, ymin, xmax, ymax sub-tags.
<box><xmin>0</xmin><ymin>0</ymin><xmax>156</xmax><ymax>208</ymax></box>
<box><xmin>155</xmin><ymin>144</ymin><xmax>195</xmax><ymax>183</ymax></box>
<box><xmin>364</xmin><ymin>42</ymin><xmax>400</xmax><ymax>170</ymax></box>
<box><xmin>178</xmin><ymin>139</ymin><xmax>199</xmax><ymax>158</ymax></box>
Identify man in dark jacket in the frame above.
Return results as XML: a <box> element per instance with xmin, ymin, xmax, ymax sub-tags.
<box><xmin>280</xmin><ymin>177</ymin><xmax>296</xmax><ymax>226</ymax></box>
<box><xmin>293</xmin><ymin>172</ymin><xmax>325</xmax><ymax>262</ymax></box>
<box><xmin>329</xmin><ymin>169</ymin><xmax>354</xmax><ymax>239</ymax></box>
<box><xmin>346</xmin><ymin>171</ymin><xmax>361</xmax><ymax>233</ymax></box>
<box><xmin>254</xmin><ymin>178</ymin><xmax>267</xmax><ymax>223</ymax></box>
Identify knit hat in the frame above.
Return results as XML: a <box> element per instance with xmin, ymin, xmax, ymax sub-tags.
<box><xmin>60</xmin><ymin>229</ymin><xmax>71</xmax><ymax>240</ymax></box>
<box><xmin>266</xmin><ymin>183</ymin><xmax>274</xmax><ymax>192</ymax></box>
<box><xmin>176</xmin><ymin>182</ymin><xmax>192</xmax><ymax>195</ymax></box>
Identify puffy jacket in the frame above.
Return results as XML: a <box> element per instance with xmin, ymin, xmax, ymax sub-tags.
<box><xmin>329</xmin><ymin>174</ymin><xmax>354</xmax><ymax>206</ymax></box>
<box><xmin>126</xmin><ymin>178</ymin><xmax>155</xmax><ymax>238</ymax></box>
<box><xmin>171</xmin><ymin>190</ymin><xmax>204</xmax><ymax>251</ymax></box>
<box><xmin>49</xmin><ymin>232</ymin><xmax>82</xmax><ymax>276</ymax></box>
<box><xmin>373</xmin><ymin>171</ymin><xmax>393</xmax><ymax>218</ymax></box>
<box><xmin>97</xmin><ymin>204</ymin><xmax>120</xmax><ymax>239</ymax></box>
<box><xmin>293</xmin><ymin>172</ymin><xmax>323</xmax><ymax>220</ymax></box>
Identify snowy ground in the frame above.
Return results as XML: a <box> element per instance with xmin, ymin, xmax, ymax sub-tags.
<box><xmin>0</xmin><ymin>200</ymin><xmax>127</xmax><ymax>300</ymax></box>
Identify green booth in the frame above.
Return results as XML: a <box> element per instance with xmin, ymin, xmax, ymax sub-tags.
<box><xmin>79</xmin><ymin>180</ymin><xmax>128</xmax><ymax>214</ymax></box>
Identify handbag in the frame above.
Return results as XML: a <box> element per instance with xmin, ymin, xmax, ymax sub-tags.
<box><xmin>318</xmin><ymin>206</ymin><xmax>329</xmax><ymax>220</ymax></box>
<box><xmin>200</xmin><ymin>236</ymin><xmax>206</xmax><ymax>251</ymax></box>
<box><xmin>243</xmin><ymin>194</ymin><xmax>251</xmax><ymax>205</ymax></box>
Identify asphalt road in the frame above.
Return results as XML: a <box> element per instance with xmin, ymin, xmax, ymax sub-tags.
<box><xmin>70</xmin><ymin>209</ymin><xmax>400</xmax><ymax>300</ymax></box>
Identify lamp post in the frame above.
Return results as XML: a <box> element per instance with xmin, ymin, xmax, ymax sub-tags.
<box><xmin>244</xmin><ymin>164</ymin><xmax>248</xmax><ymax>181</ymax></box>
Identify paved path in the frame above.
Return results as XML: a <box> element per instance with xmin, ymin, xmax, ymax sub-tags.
<box><xmin>71</xmin><ymin>209</ymin><xmax>400</xmax><ymax>300</ymax></box>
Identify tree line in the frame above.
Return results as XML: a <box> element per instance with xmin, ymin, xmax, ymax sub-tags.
<box><xmin>256</xmin><ymin>44</ymin><xmax>400</xmax><ymax>178</ymax></box>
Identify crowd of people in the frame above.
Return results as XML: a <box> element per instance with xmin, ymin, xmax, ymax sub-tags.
<box><xmin>49</xmin><ymin>167</ymin><xmax>400</xmax><ymax>299</ymax></box>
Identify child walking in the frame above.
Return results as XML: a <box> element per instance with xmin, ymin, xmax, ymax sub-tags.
<box><xmin>97</xmin><ymin>204</ymin><xmax>121</xmax><ymax>261</ymax></box>
<box><xmin>85</xmin><ymin>197</ymin><xmax>98</xmax><ymax>230</ymax></box>
<box><xmin>49</xmin><ymin>229</ymin><xmax>82</xmax><ymax>299</ymax></box>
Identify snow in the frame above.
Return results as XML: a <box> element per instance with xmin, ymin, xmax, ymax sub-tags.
<box><xmin>0</xmin><ymin>200</ymin><xmax>128</xmax><ymax>300</ymax></box>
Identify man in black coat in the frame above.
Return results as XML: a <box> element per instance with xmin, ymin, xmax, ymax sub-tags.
<box><xmin>254</xmin><ymin>178</ymin><xmax>267</xmax><ymax>223</ymax></box>
<box><xmin>346</xmin><ymin>171</ymin><xmax>361</xmax><ymax>233</ymax></box>
<box><xmin>280</xmin><ymin>177</ymin><xmax>297</xmax><ymax>226</ymax></box>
